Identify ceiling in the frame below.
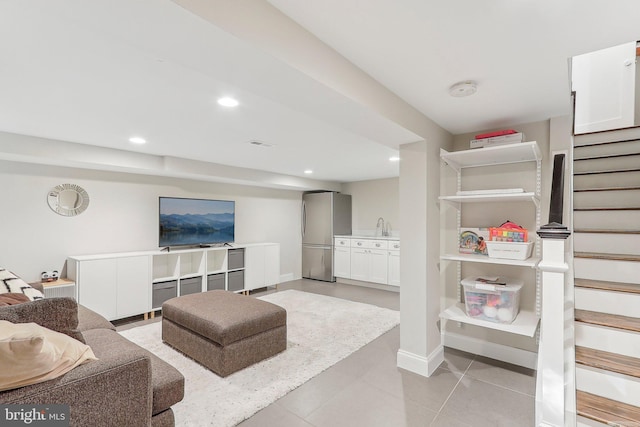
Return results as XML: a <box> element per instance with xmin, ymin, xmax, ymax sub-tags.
<box><xmin>1</xmin><ymin>1</ymin><xmax>640</xmax><ymax>184</ymax></box>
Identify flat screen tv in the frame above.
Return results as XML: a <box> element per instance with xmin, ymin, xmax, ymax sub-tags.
<box><xmin>159</xmin><ymin>197</ymin><xmax>235</xmax><ymax>247</ymax></box>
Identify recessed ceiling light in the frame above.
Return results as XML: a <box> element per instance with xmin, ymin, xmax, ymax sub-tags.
<box><xmin>389</xmin><ymin>156</ymin><xmax>400</xmax><ymax>162</ymax></box>
<box><xmin>449</xmin><ymin>81</ymin><xmax>477</xmax><ymax>97</ymax></box>
<box><xmin>304</xmin><ymin>169</ymin><xmax>313</xmax><ymax>174</ymax></box>
<box><xmin>129</xmin><ymin>136</ymin><xmax>146</xmax><ymax>144</ymax></box>
<box><xmin>217</xmin><ymin>97</ymin><xmax>239</xmax><ymax>107</ymax></box>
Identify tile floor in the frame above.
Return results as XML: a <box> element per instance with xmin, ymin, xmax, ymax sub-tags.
<box><xmin>116</xmin><ymin>279</ymin><xmax>536</xmax><ymax>426</ymax></box>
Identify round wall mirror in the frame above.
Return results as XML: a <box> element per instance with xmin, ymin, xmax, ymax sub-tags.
<box><xmin>47</xmin><ymin>183</ymin><xmax>90</xmax><ymax>216</ymax></box>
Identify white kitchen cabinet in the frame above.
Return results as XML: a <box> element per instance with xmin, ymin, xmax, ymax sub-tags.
<box><xmin>334</xmin><ymin>236</ymin><xmax>400</xmax><ymax>286</ymax></box>
<box><xmin>388</xmin><ymin>240</ymin><xmax>400</xmax><ymax>287</ymax></box>
<box><xmin>349</xmin><ymin>239</ymin><xmax>389</xmax><ymax>285</ymax></box>
<box><xmin>368</xmin><ymin>249</ymin><xmax>389</xmax><ymax>284</ymax></box>
<box><xmin>334</xmin><ymin>237</ymin><xmax>351</xmax><ymax>279</ymax></box>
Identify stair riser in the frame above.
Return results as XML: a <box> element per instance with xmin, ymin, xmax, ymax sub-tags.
<box><xmin>574</xmin><ymin>138</ymin><xmax>640</xmax><ymax>158</ymax></box>
<box><xmin>575</xmin><ymin>323</ymin><xmax>640</xmax><ymax>359</ymax></box>
<box><xmin>574</xmin><ymin>155</ymin><xmax>640</xmax><ymax>174</ymax></box>
<box><xmin>575</xmin><ymin>287</ymin><xmax>640</xmax><ymax>318</ymax></box>
<box><xmin>573</xmin><ymin>170</ymin><xmax>640</xmax><ymax>190</ymax></box>
<box><xmin>576</xmin><ymin>415</ymin><xmax>614</xmax><ymax>427</ymax></box>
<box><xmin>574</xmin><ymin>258</ymin><xmax>640</xmax><ymax>284</ymax></box>
<box><xmin>574</xmin><ymin>189</ymin><xmax>640</xmax><ymax>209</ymax></box>
<box><xmin>573</xmin><ymin>210</ymin><xmax>640</xmax><ymax>230</ymax></box>
<box><xmin>576</xmin><ymin>366</ymin><xmax>640</xmax><ymax>406</ymax></box>
<box><xmin>574</xmin><ymin>233</ymin><xmax>640</xmax><ymax>256</ymax></box>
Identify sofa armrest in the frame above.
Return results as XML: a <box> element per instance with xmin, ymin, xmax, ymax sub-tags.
<box><xmin>0</xmin><ymin>348</ymin><xmax>153</xmax><ymax>427</ymax></box>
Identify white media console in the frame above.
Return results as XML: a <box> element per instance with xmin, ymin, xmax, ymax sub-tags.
<box><xmin>68</xmin><ymin>243</ymin><xmax>280</xmax><ymax>321</ymax></box>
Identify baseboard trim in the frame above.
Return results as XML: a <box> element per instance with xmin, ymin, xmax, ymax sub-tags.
<box><xmin>279</xmin><ymin>273</ymin><xmax>296</xmax><ymax>283</ymax></box>
<box><xmin>397</xmin><ymin>345</ymin><xmax>444</xmax><ymax>377</ymax></box>
<box><xmin>443</xmin><ymin>332</ymin><xmax>538</xmax><ymax>369</ymax></box>
<box><xmin>336</xmin><ymin>278</ymin><xmax>400</xmax><ymax>293</ymax></box>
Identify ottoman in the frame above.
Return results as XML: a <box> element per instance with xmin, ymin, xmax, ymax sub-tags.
<box><xmin>161</xmin><ymin>290</ymin><xmax>287</xmax><ymax>377</ymax></box>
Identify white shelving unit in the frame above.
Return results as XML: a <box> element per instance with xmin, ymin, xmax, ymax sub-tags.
<box><xmin>439</xmin><ymin>141</ymin><xmax>543</xmax><ymax>343</ymax></box>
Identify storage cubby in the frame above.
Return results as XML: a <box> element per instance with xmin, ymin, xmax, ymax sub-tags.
<box><xmin>152</xmin><ymin>254</ymin><xmax>179</xmax><ymax>282</ymax></box>
<box><xmin>206</xmin><ymin>249</ymin><xmax>227</xmax><ymax>273</ymax></box>
<box><xmin>207</xmin><ymin>273</ymin><xmax>225</xmax><ymax>291</ymax></box>
<box><xmin>228</xmin><ymin>248</ymin><xmax>245</xmax><ymax>270</ymax></box>
<box><xmin>228</xmin><ymin>270</ymin><xmax>244</xmax><ymax>292</ymax></box>
<box><xmin>179</xmin><ymin>276</ymin><xmax>203</xmax><ymax>296</ymax></box>
<box><xmin>152</xmin><ymin>280</ymin><xmax>177</xmax><ymax>309</ymax></box>
<box><xmin>179</xmin><ymin>251</ymin><xmax>205</xmax><ymax>279</ymax></box>
<box><xmin>71</xmin><ymin>243</ymin><xmax>279</xmax><ymax>321</ymax></box>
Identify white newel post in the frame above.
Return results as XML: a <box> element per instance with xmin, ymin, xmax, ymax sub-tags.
<box><xmin>536</xmin><ymin>224</ymin><xmax>571</xmax><ymax>427</ymax></box>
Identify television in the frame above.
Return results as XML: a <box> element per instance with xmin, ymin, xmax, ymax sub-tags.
<box><xmin>159</xmin><ymin>197</ymin><xmax>235</xmax><ymax>248</ymax></box>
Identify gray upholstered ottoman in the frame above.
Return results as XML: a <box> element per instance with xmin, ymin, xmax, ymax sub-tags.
<box><xmin>161</xmin><ymin>290</ymin><xmax>287</xmax><ymax>377</ymax></box>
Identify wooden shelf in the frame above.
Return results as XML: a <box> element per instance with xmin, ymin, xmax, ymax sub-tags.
<box><xmin>440</xmin><ymin>303</ymin><xmax>540</xmax><ymax>337</ymax></box>
<box><xmin>152</xmin><ymin>276</ymin><xmax>178</xmax><ymax>283</ymax></box>
<box><xmin>440</xmin><ymin>252</ymin><xmax>539</xmax><ymax>268</ymax></box>
<box><xmin>440</xmin><ymin>141</ymin><xmax>542</xmax><ymax>172</ymax></box>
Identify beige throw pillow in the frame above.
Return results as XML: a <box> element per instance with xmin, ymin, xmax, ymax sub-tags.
<box><xmin>0</xmin><ymin>320</ymin><xmax>98</xmax><ymax>391</ymax></box>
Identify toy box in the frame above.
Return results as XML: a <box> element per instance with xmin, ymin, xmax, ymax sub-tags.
<box><xmin>459</xmin><ymin>228</ymin><xmax>489</xmax><ymax>255</ymax></box>
<box><xmin>462</xmin><ymin>276</ymin><xmax>523</xmax><ymax>324</ymax></box>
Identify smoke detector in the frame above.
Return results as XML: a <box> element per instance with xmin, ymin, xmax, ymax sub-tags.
<box><xmin>449</xmin><ymin>81</ymin><xmax>477</xmax><ymax>97</ymax></box>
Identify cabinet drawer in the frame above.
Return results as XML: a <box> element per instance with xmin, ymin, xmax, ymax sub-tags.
<box><xmin>389</xmin><ymin>240</ymin><xmax>400</xmax><ymax>250</ymax></box>
<box><xmin>334</xmin><ymin>238</ymin><xmax>351</xmax><ymax>247</ymax></box>
<box><xmin>352</xmin><ymin>239</ymin><xmax>388</xmax><ymax>249</ymax></box>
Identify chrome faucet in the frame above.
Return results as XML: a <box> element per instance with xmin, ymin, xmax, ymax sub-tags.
<box><xmin>376</xmin><ymin>217</ymin><xmax>387</xmax><ymax>237</ymax></box>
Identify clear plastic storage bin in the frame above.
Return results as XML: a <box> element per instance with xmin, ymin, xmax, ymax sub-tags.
<box><xmin>462</xmin><ymin>277</ymin><xmax>523</xmax><ymax>324</ymax></box>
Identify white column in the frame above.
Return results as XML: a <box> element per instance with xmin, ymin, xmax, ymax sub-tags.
<box><xmin>536</xmin><ymin>231</ymin><xmax>571</xmax><ymax>427</ymax></box>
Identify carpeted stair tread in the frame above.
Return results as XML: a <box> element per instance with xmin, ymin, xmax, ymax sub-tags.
<box><xmin>574</xmin><ymin>252</ymin><xmax>640</xmax><ymax>262</ymax></box>
<box><xmin>575</xmin><ymin>346</ymin><xmax>640</xmax><ymax>379</ymax></box>
<box><xmin>574</xmin><ymin>186</ymin><xmax>640</xmax><ymax>193</ymax></box>
<box><xmin>577</xmin><ymin>391</ymin><xmax>640</xmax><ymax>425</ymax></box>
<box><xmin>574</xmin><ymin>228</ymin><xmax>640</xmax><ymax>234</ymax></box>
<box><xmin>575</xmin><ymin>309</ymin><xmax>640</xmax><ymax>333</ymax></box>
<box><xmin>575</xmin><ymin>278</ymin><xmax>640</xmax><ymax>294</ymax></box>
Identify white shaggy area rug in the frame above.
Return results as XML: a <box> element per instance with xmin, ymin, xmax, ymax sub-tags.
<box><xmin>119</xmin><ymin>290</ymin><xmax>400</xmax><ymax>427</ymax></box>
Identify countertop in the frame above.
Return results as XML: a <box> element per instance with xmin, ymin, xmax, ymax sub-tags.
<box><xmin>334</xmin><ymin>235</ymin><xmax>400</xmax><ymax>241</ymax></box>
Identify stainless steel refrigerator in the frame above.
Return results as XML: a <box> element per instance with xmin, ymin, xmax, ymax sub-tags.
<box><xmin>302</xmin><ymin>191</ymin><xmax>352</xmax><ymax>281</ymax></box>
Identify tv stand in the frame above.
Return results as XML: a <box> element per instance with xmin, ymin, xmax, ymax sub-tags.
<box><xmin>223</xmin><ymin>242</ymin><xmax>233</xmax><ymax>247</ymax></box>
<box><xmin>198</xmin><ymin>244</ymin><xmax>212</xmax><ymax>248</ymax></box>
<box><xmin>67</xmin><ymin>243</ymin><xmax>280</xmax><ymax>321</ymax></box>
<box><xmin>160</xmin><ymin>246</ymin><xmax>171</xmax><ymax>252</ymax></box>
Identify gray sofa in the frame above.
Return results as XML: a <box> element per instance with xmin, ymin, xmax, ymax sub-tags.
<box><xmin>0</xmin><ymin>288</ymin><xmax>184</xmax><ymax>427</ymax></box>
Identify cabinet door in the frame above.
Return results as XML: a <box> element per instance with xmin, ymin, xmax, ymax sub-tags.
<box><xmin>572</xmin><ymin>41</ymin><xmax>636</xmax><ymax>134</ymax></box>
<box><xmin>264</xmin><ymin>244</ymin><xmax>280</xmax><ymax>287</ymax></box>
<box><xmin>244</xmin><ymin>245</ymin><xmax>265</xmax><ymax>291</ymax></box>
<box><xmin>368</xmin><ymin>249</ymin><xmax>388</xmax><ymax>284</ymax></box>
<box><xmin>78</xmin><ymin>259</ymin><xmax>117</xmax><ymax>320</ymax></box>
<box><xmin>388</xmin><ymin>250</ymin><xmax>400</xmax><ymax>287</ymax></box>
<box><xmin>350</xmin><ymin>248</ymin><xmax>369</xmax><ymax>281</ymax></box>
<box><xmin>334</xmin><ymin>246</ymin><xmax>351</xmax><ymax>278</ymax></box>
<box><xmin>116</xmin><ymin>256</ymin><xmax>151</xmax><ymax>318</ymax></box>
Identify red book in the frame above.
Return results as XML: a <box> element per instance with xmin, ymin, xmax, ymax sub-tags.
<box><xmin>475</xmin><ymin>129</ymin><xmax>517</xmax><ymax>139</ymax></box>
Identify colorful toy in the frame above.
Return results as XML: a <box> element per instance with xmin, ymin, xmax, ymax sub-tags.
<box><xmin>489</xmin><ymin>220</ymin><xmax>528</xmax><ymax>242</ymax></box>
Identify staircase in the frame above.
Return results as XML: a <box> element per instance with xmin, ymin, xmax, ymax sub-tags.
<box><xmin>572</xmin><ymin>130</ymin><xmax>640</xmax><ymax>427</ymax></box>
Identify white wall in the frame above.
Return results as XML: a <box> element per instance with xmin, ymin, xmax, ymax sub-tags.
<box><xmin>0</xmin><ymin>160</ymin><xmax>302</xmax><ymax>283</ymax></box>
<box><xmin>341</xmin><ymin>177</ymin><xmax>399</xmax><ymax>235</ymax></box>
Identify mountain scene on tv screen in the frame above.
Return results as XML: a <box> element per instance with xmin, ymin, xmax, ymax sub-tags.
<box><xmin>159</xmin><ymin>212</ymin><xmax>234</xmax><ymax>246</ymax></box>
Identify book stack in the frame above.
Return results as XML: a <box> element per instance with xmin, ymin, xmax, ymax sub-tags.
<box><xmin>470</xmin><ymin>129</ymin><xmax>525</xmax><ymax>149</ymax></box>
